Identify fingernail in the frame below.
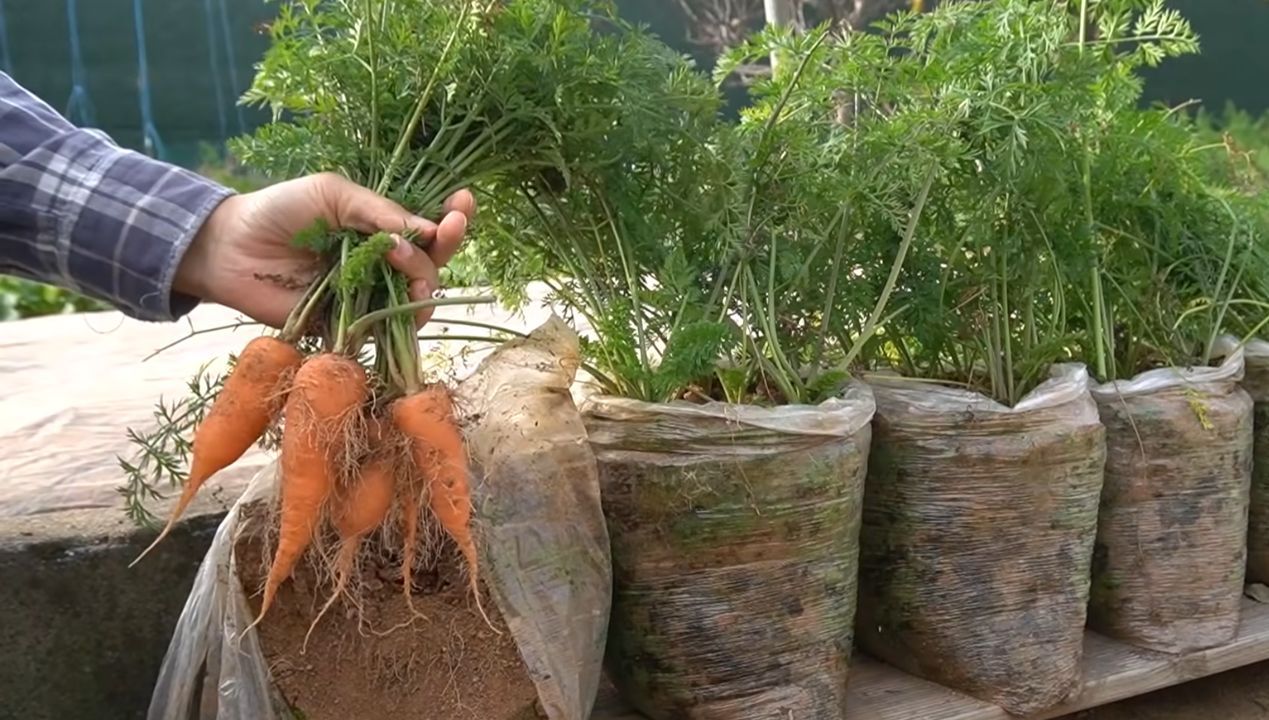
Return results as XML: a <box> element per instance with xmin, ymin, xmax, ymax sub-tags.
<box><xmin>392</xmin><ymin>235</ymin><xmax>413</xmax><ymax>259</ymax></box>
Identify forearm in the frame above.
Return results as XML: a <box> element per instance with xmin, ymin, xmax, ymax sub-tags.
<box><xmin>0</xmin><ymin>72</ymin><xmax>232</xmax><ymax>321</ymax></box>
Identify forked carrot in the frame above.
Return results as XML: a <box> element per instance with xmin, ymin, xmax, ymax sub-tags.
<box><xmin>304</xmin><ymin>446</ymin><xmax>396</xmax><ymax>650</ymax></box>
<box><xmin>246</xmin><ymin>353</ymin><xmax>368</xmax><ymax>634</ymax></box>
<box><xmin>132</xmin><ymin>335</ymin><xmax>301</xmax><ymax>567</ymax></box>
<box><xmin>392</xmin><ymin>385</ymin><xmax>495</xmax><ymax>631</ymax></box>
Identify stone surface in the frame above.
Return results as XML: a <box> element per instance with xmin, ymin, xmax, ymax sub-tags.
<box><xmin>0</xmin><ymin>508</ymin><xmax>221</xmax><ymax>720</ymax></box>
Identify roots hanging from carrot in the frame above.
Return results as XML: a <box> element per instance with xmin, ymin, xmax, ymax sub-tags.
<box><xmin>303</xmin><ymin>445</ymin><xmax>396</xmax><ymax>651</ymax></box>
<box><xmin>392</xmin><ymin>384</ymin><xmax>497</xmax><ymax>633</ymax></box>
<box><xmin>245</xmin><ymin>353</ymin><xmax>368</xmax><ymax>637</ymax></box>
<box><xmin>132</xmin><ymin>336</ymin><xmax>301</xmax><ymax>567</ymax></box>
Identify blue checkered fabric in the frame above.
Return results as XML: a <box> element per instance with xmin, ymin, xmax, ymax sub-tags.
<box><xmin>0</xmin><ymin>72</ymin><xmax>232</xmax><ymax>321</ymax></box>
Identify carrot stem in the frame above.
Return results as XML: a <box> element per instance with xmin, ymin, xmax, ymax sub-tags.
<box><xmin>282</xmin><ymin>268</ymin><xmax>335</xmax><ymax>344</ymax></box>
<box><xmin>334</xmin><ymin>236</ymin><xmax>354</xmax><ymax>353</ymax></box>
<box><xmin>345</xmin><ymin>295</ymin><xmax>496</xmax><ymax>341</ymax></box>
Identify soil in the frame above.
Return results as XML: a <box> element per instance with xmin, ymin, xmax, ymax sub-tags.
<box><xmin>1057</xmin><ymin>660</ymin><xmax>1269</xmax><ymax>719</ymax></box>
<box><xmin>238</xmin><ymin>533</ymin><xmax>542</xmax><ymax>720</ymax></box>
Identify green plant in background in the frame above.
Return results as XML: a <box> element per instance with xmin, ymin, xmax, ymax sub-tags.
<box><xmin>467</xmin><ymin>54</ymin><xmax>735</xmax><ymax>401</ymax></box>
<box><xmin>0</xmin><ymin>276</ymin><xmax>108</xmax><ymax>321</ymax></box>
<box><xmin>708</xmin><ymin>23</ymin><xmax>961</xmax><ymax>405</ymax></box>
<box><xmin>195</xmin><ymin>142</ymin><xmax>275</xmax><ymax>194</ymax></box>
<box><xmin>1087</xmin><ymin>107</ymin><xmax>1269</xmax><ymax>377</ymax></box>
<box><xmin>1071</xmin><ymin>0</ymin><xmax>1269</xmax><ymax>379</ymax></box>
<box><xmin>1191</xmin><ymin>102</ymin><xmax>1269</xmax><ymax>191</ymax></box>
<box><xmin>741</xmin><ymin>0</ymin><xmax>1269</xmax><ymax>405</ymax></box>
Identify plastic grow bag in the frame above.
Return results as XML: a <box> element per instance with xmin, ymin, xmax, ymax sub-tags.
<box><xmin>146</xmin><ymin>317</ymin><xmax>611</xmax><ymax>720</ymax></box>
<box><xmin>855</xmin><ymin>363</ymin><xmax>1105</xmax><ymax>716</ymax></box>
<box><xmin>1215</xmin><ymin>336</ymin><xmax>1269</xmax><ymax>584</ymax></box>
<box><xmin>1090</xmin><ymin>346</ymin><xmax>1254</xmax><ymax>653</ymax></box>
<box><xmin>582</xmin><ymin>383</ymin><xmax>875</xmax><ymax>720</ymax></box>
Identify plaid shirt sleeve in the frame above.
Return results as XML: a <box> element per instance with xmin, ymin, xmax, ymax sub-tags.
<box><xmin>0</xmin><ymin>72</ymin><xmax>233</xmax><ymax>321</ymax></box>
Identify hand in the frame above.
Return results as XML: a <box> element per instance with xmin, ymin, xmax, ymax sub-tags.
<box><xmin>174</xmin><ymin>172</ymin><xmax>476</xmax><ymax>329</ymax></box>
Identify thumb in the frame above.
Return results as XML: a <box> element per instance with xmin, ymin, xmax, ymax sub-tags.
<box><xmin>317</xmin><ymin>173</ymin><xmax>438</xmax><ymax>242</ymax></box>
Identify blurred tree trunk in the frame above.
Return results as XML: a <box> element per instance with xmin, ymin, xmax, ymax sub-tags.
<box><xmin>764</xmin><ymin>0</ymin><xmax>801</xmax><ymax>27</ymax></box>
<box><xmin>668</xmin><ymin>0</ymin><xmax>925</xmax><ymax>83</ymax></box>
<box><xmin>806</xmin><ymin>0</ymin><xmax>914</xmax><ymax>30</ymax></box>
<box><xmin>763</xmin><ymin>0</ymin><xmax>802</xmax><ymax>75</ymax></box>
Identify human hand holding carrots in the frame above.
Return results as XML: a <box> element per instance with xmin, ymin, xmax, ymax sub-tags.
<box><xmin>174</xmin><ymin>172</ymin><xmax>476</xmax><ymax>329</ymax></box>
<box><xmin>134</xmin><ymin>172</ymin><xmax>495</xmax><ymax>639</ymax></box>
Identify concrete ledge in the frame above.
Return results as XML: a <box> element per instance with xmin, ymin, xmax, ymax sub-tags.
<box><xmin>0</xmin><ymin>508</ymin><xmax>224</xmax><ymax>720</ymax></box>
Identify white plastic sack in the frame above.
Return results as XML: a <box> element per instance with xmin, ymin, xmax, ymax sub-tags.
<box><xmin>1088</xmin><ymin>348</ymin><xmax>1254</xmax><ymax>653</ymax></box>
<box><xmin>147</xmin><ymin>317</ymin><xmax>611</xmax><ymax>720</ymax></box>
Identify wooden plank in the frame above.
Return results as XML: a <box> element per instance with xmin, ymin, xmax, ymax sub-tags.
<box><xmin>593</xmin><ymin>597</ymin><xmax>1269</xmax><ymax>720</ymax></box>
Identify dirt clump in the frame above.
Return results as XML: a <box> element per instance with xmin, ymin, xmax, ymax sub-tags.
<box><xmin>238</xmin><ymin>533</ymin><xmax>542</xmax><ymax>720</ymax></box>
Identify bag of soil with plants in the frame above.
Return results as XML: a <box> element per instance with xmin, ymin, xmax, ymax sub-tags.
<box><xmin>855</xmin><ymin>364</ymin><xmax>1106</xmax><ymax>717</ymax></box>
<box><xmin>581</xmin><ymin>383</ymin><xmax>874</xmax><ymax>720</ymax></box>
<box><xmin>146</xmin><ymin>318</ymin><xmax>612</xmax><ymax>720</ymax></box>
<box><xmin>1089</xmin><ymin>346</ymin><xmax>1254</xmax><ymax>654</ymax></box>
<box><xmin>1215</xmin><ymin>336</ymin><xmax>1269</xmax><ymax>584</ymax></box>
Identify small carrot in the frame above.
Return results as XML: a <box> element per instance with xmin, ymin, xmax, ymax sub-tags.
<box><xmin>304</xmin><ymin>445</ymin><xmax>396</xmax><ymax>650</ymax></box>
<box><xmin>132</xmin><ymin>336</ymin><xmax>301</xmax><ymax>567</ymax></box>
<box><xmin>392</xmin><ymin>385</ymin><xmax>495</xmax><ymax>631</ymax></box>
<box><xmin>399</xmin><ymin>477</ymin><xmax>422</xmax><ymax>616</ymax></box>
<box><xmin>247</xmin><ymin>353</ymin><xmax>368</xmax><ymax>633</ymax></box>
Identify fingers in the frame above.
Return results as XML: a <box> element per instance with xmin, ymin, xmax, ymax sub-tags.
<box><xmin>319</xmin><ymin>176</ymin><xmax>476</xmax><ymax>260</ymax></box>
<box><xmin>443</xmin><ymin>189</ymin><xmax>477</xmax><ymax>219</ymax></box>
<box><xmin>316</xmin><ymin>174</ymin><xmax>476</xmax><ymax>327</ymax></box>
<box><xmin>428</xmin><ymin>211</ymin><xmax>468</xmax><ymax>269</ymax></box>
<box><xmin>319</xmin><ymin>173</ymin><xmax>439</xmax><ymax>242</ymax></box>
<box><xmin>386</xmin><ymin>235</ymin><xmax>442</xmax><ymax>326</ymax></box>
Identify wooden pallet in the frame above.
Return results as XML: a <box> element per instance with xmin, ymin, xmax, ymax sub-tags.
<box><xmin>592</xmin><ymin>597</ymin><xmax>1269</xmax><ymax>720</ymax></box>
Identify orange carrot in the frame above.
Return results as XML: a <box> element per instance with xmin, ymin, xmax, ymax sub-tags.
<box><xmin>304</xmin><ymin>446</ymin><xmax>396</xmax><ymax>650</ymax></box>
<box><xmin>247</xmin><ymin>353</ymin><xmax>368</xmax><ymax>632</ymax></box>
<box><xmin>132</xmin><ymin>335</ymin><xmax>301</xmax><ymax>566</ymax></box>
<box><xmin>392</xmin><ymin>385</ymin><xmax>495</xmax><ymax>630</ymax></box>
<box><xmin>399</xmin><ymin>475</ymin><xmax>422</xmax><ymax>614</ymax></box>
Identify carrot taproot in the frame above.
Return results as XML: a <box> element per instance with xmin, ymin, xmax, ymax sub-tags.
<box><xmin>132</xmin><ymin>335</ymin><xmax>301</xmax><ymax>567</ymax></box>
<box><xmin>392</xmin><ymin>385</ymin><xmax>495</xmax><ymax>631</ymax></box>
<box><xmin>304</xmin><ymin>446</ymin><xmax>396</xmax><ymax>650</ymax></box>
<box><xmin>399</xmin><ymin>475</ymin><xmax>422</xmax><ymax>616</ymax></box>
<box><xmin>246</xmin><ymin>353</ymin><xmax>368</xmax><ymax>633</ymax></box>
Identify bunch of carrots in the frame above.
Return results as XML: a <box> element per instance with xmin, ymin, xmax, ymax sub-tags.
<box><xmin>132</xmin><ymin>223</ymin><xmax>497</xmax><ymax>637</ymax></box>
<box><xmin>126</xmin><ymin>0</ymin><xmax>667</xmax><ymax>639</ymax></box>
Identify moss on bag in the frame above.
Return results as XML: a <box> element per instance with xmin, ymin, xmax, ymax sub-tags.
<box><xmin>856</xmin><ymin>364</ymin><xmax>1105</xmax><ymax>717</ymax></box>
<box><xmin>583</xmin><ymin>384</ymin><xmax>874</xmax><ymax>720</ymax></box>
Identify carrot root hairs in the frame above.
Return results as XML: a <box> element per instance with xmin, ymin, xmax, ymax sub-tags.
<box><xmin>131</xmin><ymin>336</ymin><xmax>301</xmax><ymax>568</ymax></box>
<box><xmin>392</xmin><ymin>385</ymin><xmax>499</xmax><ymax>634</ymax></box>
<box><xmin>243</xmin><ymin>353</ymin><xmax>368</xmax><ymax>639</ymax></box>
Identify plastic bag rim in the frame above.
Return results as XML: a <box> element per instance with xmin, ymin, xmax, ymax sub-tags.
<box><xmin>862</xmin><ymin>362</ymin><xmax>1093</xmax><ymax>415</ymax></box>
<box><xmin>1212</xmin><ymin>334</ymin><xmax>1269</xmax><ymax>360</ymax></box>
<box><xmin>1091</xmin><ymin>344</ymin><xmax>1245</xmax><ymax>399</ymax></box>
<box><xmin>580</xmin><ymin>380</ymin><xmax>876</xmax><ymax>439</ymax></box>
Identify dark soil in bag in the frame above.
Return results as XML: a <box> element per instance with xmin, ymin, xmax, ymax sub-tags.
<box><xmin>1219</xmin><ymin>338</ymin><xmax>1269</xmax><ymax>584</ymax></box>
<box><xmin>1089</xmin><ymin>350</ymin><xmax>1254</xmax><ymax>654</ymax></box>
<box><xmin>583</xmin><ymin>384</ymin><xmax>875</xmax><ymax>720</ymax></box>
<box><xmin>238</xmin><ymin>531</ymin><xmax>542</xmax><ymax>720</ymax></box>
<box><xmin>856</xmin><ymin>364</ymin><xmax>1105</xmax><ymax>717</ymax></box>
